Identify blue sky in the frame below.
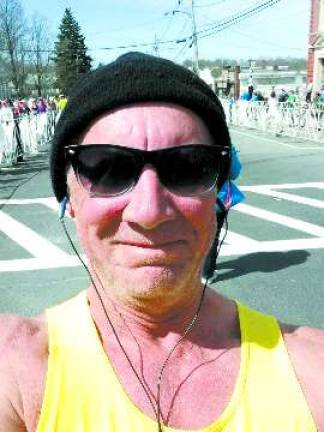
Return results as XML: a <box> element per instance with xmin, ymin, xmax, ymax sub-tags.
<box><xmin>22</xmin><ymin>0</ymin><xmax>311</xmax><ymax>67</ymax></box>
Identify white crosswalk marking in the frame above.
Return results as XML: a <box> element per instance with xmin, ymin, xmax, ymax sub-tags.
<box><xmin>0</xmin><ymin>256</ymin><xmax>80</xmax><ymax>272</ymax></box>
<box><xmin>243</xmin><ymin>189</ymin><xmax>324</xmax><ymax>209</ymax></box>
<box><xmin>220</xmin><ymin>182</ymin><xmax>324</xmax><ymax>256</ymax></box>
<box><xmin>225</xmin><ymin>231</ymin><xmax>259</xmax><ymax>246</ymax></box>
<box><xmin>240</xmin><ymin>182</ymin><xmax>324</xmax><ymax>190</ymax></box>
<box><xmin>233</xmin><ymin>203</ymin><xmax>324</xmax><ymax>237</ymax></box>
<box><xmin>1</xmin><ymin>182</ymin><xmax>324</xmax><ymax>271</ymax></box>
<box><xmin>221</xmin><ymin>237</ymin><xmax>324</xmax><ymax>257</ymax></box>
<box><xmin>0</xmin><ymin>210</ymin><xmax>70</xmax><ymax>260</ymax></box>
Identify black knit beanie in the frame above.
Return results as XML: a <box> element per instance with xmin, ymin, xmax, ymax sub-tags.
<box><xmin>50</xmin><ymin>52</ymin><xmax>231</xmax><ymax>202</ymax></box>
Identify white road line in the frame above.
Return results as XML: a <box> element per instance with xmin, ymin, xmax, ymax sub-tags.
<box><xmin>0</xmin><ymin>197</ymin><xmax>56</xmax><ymax>206</ymax></box>
<box><xmin>2</xmin><ymin>186</ymin><xmax>324</xmax><ymax>272</ymax></box>
<box><xmin>240</xmin><ymin>182</ymin><xmax>324</xmax><ymax>191</ymax></box>
<box><xmin>0</xmin><ymin>197</ymin><xmax>71</xmax><ymax>218</ymax></box>
<box><xmin>233</xmin><ymin>203</ymin><xmax>324</xmax><ymax>237</ymax></box>
<box><xmin>38</xmin><ymin>197</ymin><xmax>59</xmax><ymax>212</ymax></box>
<box><xmin>0</xmin><ymin>211</ymin><xmax>71</xmax><ymax>259</ymax></box>
<box><xmin>231</xmin><ymin>129</ymin><xmax>324</xmax><ymax>150</ymax></box>
<box><xmin>1</xmin><ymin>237</ymin><xmax>324</xmax><ymax>270</ymax></box>
<box><xmin>224</xmin><ymin>230</ymin><xmax>259</xmax><ymax>246</ymax></box>
<box><xmin>220</xmin><ymin>237</ymin><xmax>324</xmax><ymax>256</ymax></box>
<box><xmin>0</xmin><ymin>256</ymin><xmax>83</xmax><ymax>272</ymax></box>
<box><xmin>243</xmin><ymin>188</ymin><xmax>324</xmax><ymax>209</ymax></box>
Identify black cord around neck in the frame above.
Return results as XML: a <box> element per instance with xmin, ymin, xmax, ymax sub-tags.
<box><xmin>60</xmin><ymin>217</ymin><xmax>207</xmax><ymax>431</ymax></box>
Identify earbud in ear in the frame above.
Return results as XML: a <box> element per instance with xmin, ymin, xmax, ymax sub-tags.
<box><xmin>59</xmin><ymin>197</ymin><xmax>68</xmax><ymax>220</ymax></box>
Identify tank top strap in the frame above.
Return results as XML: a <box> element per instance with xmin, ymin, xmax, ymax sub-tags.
<box><xmin>236</xmin><ymin>302</ymin><xmax>317</xmax><ymax>431</ymax></box>
<box><xmin>45</xmin><ymin>290</ymin><xmax>99</xmax><ymax>350</ymax></box>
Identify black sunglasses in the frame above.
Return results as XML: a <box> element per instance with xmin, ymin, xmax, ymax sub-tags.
<box><xmin>65</xmin><ymin>144</ymin><xmax>230</xmax><ymax>198</ymax></box>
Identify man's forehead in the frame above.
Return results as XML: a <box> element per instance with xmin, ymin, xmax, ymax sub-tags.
<box><xmin>81</xmin><ymin>102</ymin><xmax>213</xmax><ymax>146</ymax></box>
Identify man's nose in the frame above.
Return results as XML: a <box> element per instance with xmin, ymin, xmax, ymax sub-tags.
<box><xmin>122</xmin><ymin>166</ymin><xmax>176</xmax><ymax>230</ymax></box>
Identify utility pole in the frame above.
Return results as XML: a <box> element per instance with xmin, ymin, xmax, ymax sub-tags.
<box><xmin>248</xmin><ymin>58</ymin><xmax>254</xmax><ymax>88</ymax></box>
<box><xmin>190</xmin><ymin>0</ymin><xmax>199</xmax><ymax>74</ymax></box>
<box><xmin>234</xmin><ymin>65</ymin><xmax>241</xmax><ymax>100</ymax></box>
<box><xmin>165</xmin><ymin>1</ymin><xmax>198</xmax><ymax>72</ymax></box>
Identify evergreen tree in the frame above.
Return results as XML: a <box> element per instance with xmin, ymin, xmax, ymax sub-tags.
<box><xmin>54</xmin><ymin>8</ymin><xmax>92</xmax><ymax>94</ymax></box>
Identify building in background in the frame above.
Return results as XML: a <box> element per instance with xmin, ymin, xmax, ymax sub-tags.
<box><xmin>307</xmin><ymin>0</ymin><xmax>324</xmax><ymax>91</ymax></box>
<box><xmin>210</xmin><ymin>65</ymin><xmax>306</xmax><ymax>99</ymax></box>
<box><xmin>198</xmin><ymin>68</ymin><xmax>215</xmax><ymax>90</ymax></box>
<box><xmin>239</xmin><ymin>66</ymin><xmax>307</xmax><ymax>97</ymax></box>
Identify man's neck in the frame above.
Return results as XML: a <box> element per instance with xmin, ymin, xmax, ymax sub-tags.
<box><xmin>87</xmin><ymin>285</ymin><xmax>238</xmax><ymax>350</ymax></box>
<box><xmin>87</xmin><ymin>283</ymin><xmax>204</xmax><ymax>340</ymax></box>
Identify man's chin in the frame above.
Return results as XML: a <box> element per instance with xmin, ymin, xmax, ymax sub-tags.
<box><xmin>120</xmin><ymin>264</ymin><xmax>183</xmax><ymax>285</ymax></box>
<box><xmin>103</xmin><ymin>264</ymin><xmax>190</xmax><ymax>301</ymax></box>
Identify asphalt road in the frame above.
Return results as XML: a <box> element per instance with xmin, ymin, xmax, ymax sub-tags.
<box><xmin>1</xmin><ymin>126</ymin><xmax>324</xmax><ymax>328</ymax></box>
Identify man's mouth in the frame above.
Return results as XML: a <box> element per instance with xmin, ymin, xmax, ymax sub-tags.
<box><xmin>117</xmin><ymin>240</ymin><xmax>186</xmax><ymax>249</ymax></box>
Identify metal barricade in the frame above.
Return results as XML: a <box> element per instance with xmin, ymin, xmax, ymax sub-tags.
<box><xmin>222</xmin><ymin>99</ymin><xmax>324</xmax><ymax>143</ymax></box>
<box><xmin>0</xmin><ymin>110</ymin><xmax>56</xmax><ymax>167</ymax></box>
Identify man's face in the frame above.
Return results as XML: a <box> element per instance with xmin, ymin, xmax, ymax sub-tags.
<box><xmin>67</xmin><ymin>103</ymin><xmax>217</xmax><ymax>306</ymax></box>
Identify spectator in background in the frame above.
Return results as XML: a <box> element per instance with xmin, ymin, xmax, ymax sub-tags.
<box><xmin>319</xmin><ymin>84</ymin><xmax>324</xmax><ymax>103</ymax></box>
<box><xmin>240</xmin><ymin>85</ymin><xmax>254</xmax><ymax>101</ymax></box>
<box><xmin>252</xmin><ymin>90</ymin><xmax>264</xmax><ymax>102</ymax></box>
<box><xmin>17</xmin><ymin>100</ymin><xmax>30</xmax><ymax>116</ymax></box>
<box><xmin>48</xmin><ymin>97</ymin><xmax>57</xmax><ymax>112</ymax></box>
<box><xmin>268</xmin><ymin>89</ymin><xmax>277</xmax><ymax>104</ymax></box>
<box><xmin>30</xmin><ymin>99</ymin><xmax>38</xmax><ymax>115</ymax></box>
<box><xmin>267</xmin><ymin>89</ymin><xmax>278</xmax><ymax>121</ymax></box>
<box><xmin>306</xmin><ymin>83</ymin><xmax>313</xmax><ymax>103</ymax></box>
<box><xmin>313</xmin><ymin>91</ymin><xmax>324</xmax><ymax>122</ymax></box>
<box><xmin>37</xmin><ymin>98</ymin><xmax>47</xmax><ymax>114</ymax></box>
<box><xmin>287</xmin><ymin>90</ymin><xmax>298</xmax><ymax>107</ymax></box>
<box><xmin>56</xmin><ymin>95</ymin><xmax>68</xmax><ymax>123</ymax></box>
<box><xmin>57</xmin><ymin>94</ymin><xmax>68</xmax><ymax>112</ymax></box>
<box><xmin>0</xmin><ymin>100</ymin><xmax>14</xmax><ymax>124</ymax></box>
<box><xmin>278</xmin><ymin>88</ymin><xmax>288</xmax><ymax>103</ymax></box>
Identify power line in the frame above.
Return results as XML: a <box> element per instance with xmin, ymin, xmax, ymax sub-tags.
<box><xmin>0</xmin><ymin>36</ymin><xmax>182</xmax><ymax>54</ymax></box>
<box><xmin>161</xmin><ymin>0</ymin><xmax>199</xmax><ymax>72</ymax></box>
<box><xmin>160</xmin><ymin>0</ymin><xmax>284</xmax><ymax>50</ymax></box>
<box><xmin>174</xmin><ymin>18</ymin><xmax>191</xmax><ymax>43</ymax></box>
<box><xmin>196</xmin><ymin>0</ymin><xmax>282</xmax><ymax>37</ymax></box>
<box><xmin>172</xmin><ymin>39</ymin><xmax>191</xmax><ymax>61</ymax></box>
<box><xmin>160</xmin><ymin>13</ymin><xmax>176</xmax><ymax>40</ymax></box>
<box><xmin>0</xmin><ymin>0</ymin><xmax>283</xmax><ymax>57</ymax></box>
<box><xmin>160</xmin><ymin>0</ymin><xmax>189</xmax><ymax>41</ymax></box>
<box><xmin>198</xmin><ymin>0</ymin><xmax>282</xmax><ymax>41</ymax></box>
<box><xmin>163</xmin><ymin>0</ymin><xmax>283</xmax><ymax>49</ymax></box>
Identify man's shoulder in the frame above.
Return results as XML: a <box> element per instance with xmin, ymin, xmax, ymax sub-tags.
<box><xmin>282</xmin><ymin>324</ymin><xmax>324</xmax><ymax>430</ymax></box>
<box><xmin>282</xmin><ymin>323</ymin><xmax>324</xmax><ymax>367</ymax></box>
<box><xmin>0</xmin><ymin>314</ymin><xmax>48</xmax><ymax>431</ymax></box>
<box><xmin>0</xmin><ymin>312</ymin><xmax>48</xmax><ymax>387</ymax></box>
<box><xmin>0</xmin><ymin>313</ymin><xmax>47</xmax><ymax>355</ymax></box>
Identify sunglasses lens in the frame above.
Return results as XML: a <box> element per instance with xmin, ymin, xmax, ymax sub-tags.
<box><xmin>75</xmin><ymin>146</ymin><xmax>139</xmax><ymax>197</ymax></box>
<box><xmin>69</xmin><ymin>144</ymin><xmax>222</xmax><ymax>197</ymax></box>
<box><xmin>159</xmin><ymin>146</ymin><xmax>219</xmax><ymax>195</ymax></box>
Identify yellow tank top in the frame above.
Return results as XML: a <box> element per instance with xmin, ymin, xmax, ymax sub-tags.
<box><xmin>36</xmin><ymin>291</ymin><xmax>316</xmax><ymax>432</ymax></box>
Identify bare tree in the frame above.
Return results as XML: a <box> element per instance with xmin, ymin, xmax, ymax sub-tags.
<box><xmin>29</xmin><ymin>14</ymin><xmax>52</xmax><ymax>96</ymax></box>
<box><xmin>0</xmin><ymin>0</ymin><xmax>27</xmax><ymax>97</ymax></box>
